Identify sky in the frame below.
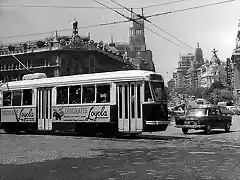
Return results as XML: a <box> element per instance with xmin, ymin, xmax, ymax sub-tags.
<box><xmin>0</xmin><ymin>0</ymin><xmax>240</xmax><ymax>82</ymax></box>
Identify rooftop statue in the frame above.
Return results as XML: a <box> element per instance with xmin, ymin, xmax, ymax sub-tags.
<box><xmin>210</xmin><ymin>48</ymin><xmax>221</xmax><ymax>65</ymax></box>
<box><xmin>236</xmin><ymin>19</ymin><xmax>240</xmax><ymax>48</ymax></box>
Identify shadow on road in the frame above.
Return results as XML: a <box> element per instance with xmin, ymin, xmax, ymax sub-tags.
<box><xmin>0</xmin><ymin>129</ymin><xmax>191</xmax><ymax>141</ymax></box>
<box><xmin>186</xmin><ymin>130</ymin><xmax>235</xmax><ymax>135</ymax></box>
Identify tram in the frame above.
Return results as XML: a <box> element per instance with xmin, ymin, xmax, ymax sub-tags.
<box><xmin>0</xmin><ymin>70</ymin><xmax>169</xmax><ymax>136</ymax></box>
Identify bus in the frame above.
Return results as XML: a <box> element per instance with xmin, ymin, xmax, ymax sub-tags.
<box><xmin>0</xmin><ymin>70</ymin><xmax>169</xmax><ymax>136</ymax></box>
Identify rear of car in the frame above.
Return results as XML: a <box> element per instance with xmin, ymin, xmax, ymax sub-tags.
<box><xmin>228</xmin><ymin>106</ymin><xmax>240</xmax><ymax>115</ymax></box>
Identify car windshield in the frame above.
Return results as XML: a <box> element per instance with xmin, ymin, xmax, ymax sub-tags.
<box><xmin>186</xmin><ymin>108</ymin><xmax>207</xmax><ymax>117</ymax></box>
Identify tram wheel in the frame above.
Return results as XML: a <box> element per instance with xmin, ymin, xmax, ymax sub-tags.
<box><xmin>225</xmin><ymin>122</ymin><xmax>231</xmax><ymax>133</ymax></box>
<box><xmin>204</xmin><ymin>124</ymin><xmax>211</xmax><ymax>134</ymax></box>
<box><xmin>129</xmin><ymin>133</ymin><xmax>138</xmax><ymax>138</ymax></box>
<box><xmin>4</xmin><ymin>128</ymin><xmax>16</xmax><ymax>134</ymax></box>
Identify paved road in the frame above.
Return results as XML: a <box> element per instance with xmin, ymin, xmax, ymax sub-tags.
<box><xmin>0</xmin><ymin>116</ymin><xmax>240</xmax><ymax>180</ymax></box>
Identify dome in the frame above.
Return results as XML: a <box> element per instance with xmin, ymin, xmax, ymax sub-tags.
<box><xmin>211</xmin><ymin>55</ymin><xmax>221</xmax><ymax>65</ymax></box>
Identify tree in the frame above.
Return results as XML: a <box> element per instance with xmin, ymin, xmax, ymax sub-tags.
<box><xmin>202</xmin><ymin>85</ymin><xmax>233</xmax><ymax>104</ymax></box>
<box><xmin>175</xmin><ymin>88</ymin><xmax>187</xmax><ymax>95</ymax></box>
<box><xmin>165</xmin><ymin>86</ymin><xmax>172</xmax><ymax>101</ymax></box>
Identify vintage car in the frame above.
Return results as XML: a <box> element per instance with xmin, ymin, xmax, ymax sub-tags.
<box><xmin>175</xmin><ymin>106</ymin><xmax>232</xmax><ymax>134</ymax></box>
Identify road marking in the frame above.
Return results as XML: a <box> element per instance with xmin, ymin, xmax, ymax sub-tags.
<box><xmin>71</xmin><ymin>166</ymin><xmax>78</xmax><ymax>169</ymax></box>
<box><xmin>189</xmin><ymin>152</ymin><xmax>215</xmax><ymax>154</ymax></box>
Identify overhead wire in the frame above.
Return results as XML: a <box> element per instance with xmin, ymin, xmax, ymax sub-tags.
<box><xmin>143</xmin><ymin>0</ymin><xmax>191</xmax><ymax>8</ymax></box>
<box><xmin>0</xmin><ymin>0</ymin><xmax>237</xmax><ymax>41</ymax></box>
<box><xmin>145</xmin><ymin>0</ymin><xmax>236</xmax><ymax>18</ymax></box>
<box><xmin>109</xmin><ymin>0</ymin><xmax>195</xmax><ymax>50</ymax></box>
<box><xmin>93</xmin><ymin>0</ymin><xmax>191</xmax><ymax>51</ymax></box>
<box><xmin>0</xmin><ymin>0</ymin><xmax>192</xmax><ymax>10</ymax></box>
<box><xmin>0</xmin><ymin>20</ymin><xmax>130</xmax><ymax>40</ymax></box>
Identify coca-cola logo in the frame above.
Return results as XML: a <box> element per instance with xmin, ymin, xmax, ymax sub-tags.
<box><xmin>85</xmin><ymin>106</ymin><xmax>107</xmax><ymax>121</ymax></box>
<box><xmin>18</xmin><ymin>108</ymin><xmax>34</xmax><ymax>121</ymax></box>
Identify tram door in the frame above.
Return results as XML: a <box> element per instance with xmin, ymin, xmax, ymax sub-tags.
<box><xmin>117</xmin><ymin>82</ymin><xmax>143</xmax><ymax>132</ymax></box>
<box><xmin>37</xmin><ymin>88</ymin><xmax>52</xmax><ymax>131</ymax></box>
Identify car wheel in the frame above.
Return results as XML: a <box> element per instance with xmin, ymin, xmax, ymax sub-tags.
<box><xmin>182</xmin><ymin>128</ymin><xmax>188</xmax><ymax>134</ymax></box>
<box><xmin>204</xmin><ymin>124</ymin><xmax>211</xmax><ymax>134</ymax></box>
<box><xmin>225</xmin><ymin>122</ymin><xmax>231</xmax><ymax>133</ymax></box>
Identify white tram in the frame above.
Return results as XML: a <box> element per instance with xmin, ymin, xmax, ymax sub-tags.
<box><xmin>0</xmin><ymin>70</ymin><xmax>169</xmax><ymax>136</ymax></box>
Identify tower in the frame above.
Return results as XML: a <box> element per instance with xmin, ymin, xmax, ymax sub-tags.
<box><xmin>194</xmin><ymin>42</ymin><xmax>204</xmax><ymax>69</ymax></box>
<box><xmin>72</xmin><ymin>18</ymin><xmax>78</xmax><ymax>36</ymax></box>
<box><xmin>128</xmin><ymin>9</ymin><xmax>146</xmax><ymax>52</ymax></box>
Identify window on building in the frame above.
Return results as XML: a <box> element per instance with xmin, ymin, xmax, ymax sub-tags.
<box><xmin>12</xmin><ymin>90</ymin><xmax>22</xmax><ymax>106</ymax></box>
<box><xmin>23</xmin><ymin>89</ymin><xmax>32</xmax><ymax>105</ymax></box>
<box><xmin>82</xmin><ymin>85</ymin><xmax>95</xmax><ymax>103</ymax></box>
<box><xmin>57</xmin><ymin>86</ymin><xmax>68</xmax><ymax>104</ymax></box>
<box><xmin>96</xmin><ymin>84</ymin><xmax>110</xmax><ymax>103</ymax></box>
<box><xmin>69</xmin><ymin>85</ymin><xmax>81</xmax><ymax>104</ymax></box>
<box><xmin>135</xmin><ymin>29</ymin><xmax>142</xmax><ymax>35</ymax></box>
<box><xmin>3</xmin><ymin>91</ymin><xmax>11</xmax><ymax>106</ymax></box>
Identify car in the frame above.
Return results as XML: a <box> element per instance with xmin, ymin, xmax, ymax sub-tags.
<box><xmin>228</xmin><ymin>106</ymin><xmax>240</xmax><ymax>115</ymax></box>
<box><xmin>220</xmin><ymin>106</ymin><xmax>233</xmax><ymax>116</ymax></box>
<box><xmin>175</xmin><ymin>105</ymin><xmax>232</xmax><ymax>134</ymax></box>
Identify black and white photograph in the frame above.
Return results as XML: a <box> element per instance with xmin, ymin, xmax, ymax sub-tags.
<box><xmin>0</xmin><ymin>0</ymin><xmax>240</xmax><ymax>179</ymax></box>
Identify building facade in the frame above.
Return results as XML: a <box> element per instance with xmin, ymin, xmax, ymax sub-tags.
<box><xmin>168</xmin><ymin>43</ymin><xmax>231</xmax><ymax>90</ymax></box>
<box><xmin>199</xmin><ymin>50</ymin><xmax>227</xmax><ymax>88</ymax></box>
<box><xmin>226</xmin><ymin>58</ymin><xmax>234</xmax><ymax>87</ymax></box>
<box><xmin>174</xmin><ymin>43</ymin><xmax>204</xmax><ymax>89</ymax></box>
<box><xmin>231</xmin><ymin>19</ymin><xmax>240</xmax><ymax>105</ymax></box>
<box><xmin>0</xmin><ymin>20</ymin><xmax>153</xmax><ymax>83</ymax></box>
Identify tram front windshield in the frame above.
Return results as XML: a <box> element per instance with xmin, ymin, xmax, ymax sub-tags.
<box><xmin>150</xmin><ymin>81</ymin><xmax>166</xmax><ymax>102</ymax></box>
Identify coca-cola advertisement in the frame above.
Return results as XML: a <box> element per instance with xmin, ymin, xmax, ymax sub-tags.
<box><xmin>1</xmin><ymin>108</ymin><xmax>36</xmax><ymax>122</ymax></box>
<box><xmin>52</xmin><ymin>105</ymin><xmax>110</xmax><ymax>122</ymax></box>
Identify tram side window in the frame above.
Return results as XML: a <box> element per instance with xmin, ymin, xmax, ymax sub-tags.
<box><xmin>69</xmin><ymin>85</ymin><xmax>81</xmax><ymax>104</ymax></box>
<box><xmin>3</xmin><ymin>91</ymin><xmax>11</xmax><ymax>106</ymax></box>
<box><xmin>83</xmin><ymin>85</ymin><xmax>95</xmax><ymax>103</ymax></box>
<box><xmin>57</xmin><ymin>86</ymin><xmax>68</xmax><ymax>104</ymax></box>
<box><xmin>23</xmin><ymin>89</ymin><xmax>32</xmax><ymax>105</ymax></box>
<box><xmin>144</xmin><ymin>81</ymin><xmax>153</xmax><ymax>102</ymax></box>
<box><xmin>12</xmin><ymin>90</ymin><xmax>22</xmax><ymax>106</ymax></box>
<box><xmin>97</xmin><ymin>84</ymin><xmax>110</xmax><ymax>103</ymax></box>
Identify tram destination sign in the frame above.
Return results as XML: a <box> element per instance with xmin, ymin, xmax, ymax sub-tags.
<box><xmin>52</xmin><ymin>105</ymin><xmax>110</xmax><ymax>122</ymax></box>
<box><xmin>1</xmin><ymin>108</ymin><xmax>36</xmax><ymax>122</ymax></box>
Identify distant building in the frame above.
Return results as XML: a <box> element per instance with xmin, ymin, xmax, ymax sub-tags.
<box><xmin>176</xmin><ymin>53</ymin><xmax>193</xmax><ymax>88</ymax></box>
<box><xmin>115</xmin><ymin>13</ymin><xmax>155</xmax><ymax>71</ymax></box>
<box><xmin>199</xmin><ymin>49</ymin><xmax>227</xmax><ymax>88</ymax></box>
<box><xmin>175</xmin><ymin>43</ymin><xmax>204</xmax><ymax>89</ymax></box>
<box><xmin>225</xmin><ymin>58</ymin><xmax>234</xmax><ymax>87</ymax></box>
<box><xmin>231</xmin><ymin>19</ymin><xmax>240</xmax><ymax>105</ymax></box>
<box><xmin>168</xmin><ymin>43</ymin><xmax>231</xmax><ymax>90</ymax></box>
<box><xmin>167</xmin><ymin>72</ymin><xmax>177</xmax><ymax>91</ymax></box>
